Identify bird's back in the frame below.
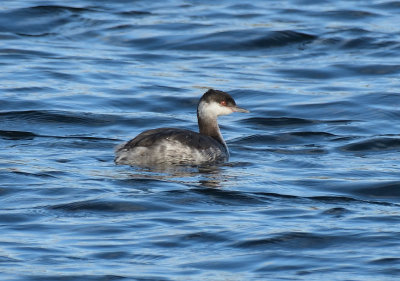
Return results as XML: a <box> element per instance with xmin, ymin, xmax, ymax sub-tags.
<box><xmin>115</xmin><ymin>128</ymin><xmax>228</xmax><ymax>165</ymax></box>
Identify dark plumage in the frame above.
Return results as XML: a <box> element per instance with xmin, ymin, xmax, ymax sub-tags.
<box><xmin>121</xmin><ymin>128</ymin><xmax>226</xmax><ymax>152</ymax></box>
<box><xmin>115</xmin><ymin>89</ymin><xmax>248</xmax><ymax>166</ymax></box>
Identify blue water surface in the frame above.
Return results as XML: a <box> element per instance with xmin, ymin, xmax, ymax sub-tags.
<box><xmin>1</xmin><ymin>0</ymin><xmax>400</xmax><ymax>280</ymax></box>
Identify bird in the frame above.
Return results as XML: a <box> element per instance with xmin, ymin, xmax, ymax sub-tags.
<box><xmin>115</xmin><ymin>89</ymin><xmax>249</xmax><ymax>166</ymax></box>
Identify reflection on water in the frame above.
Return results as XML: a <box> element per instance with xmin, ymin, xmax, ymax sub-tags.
<box><xmin>118</xmin><ymin>164</ymin><xmax>227</xmax><ymax>188</ymax></box>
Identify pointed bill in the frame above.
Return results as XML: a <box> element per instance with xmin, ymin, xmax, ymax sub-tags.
<box><xmin>232</xmin><ymin>106</ymin><xmax>249</xmax><ymax>113</ymax></box>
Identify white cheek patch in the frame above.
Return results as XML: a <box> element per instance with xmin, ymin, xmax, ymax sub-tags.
<box><xmin>217</xmin><ymin>103</ymin><xmax>234</xmax><ymax>116</ymax></box>
<box><xmin>198</xmin><ymin>102</ymin><xmax>233</xmax><ymax>118</ymax></box>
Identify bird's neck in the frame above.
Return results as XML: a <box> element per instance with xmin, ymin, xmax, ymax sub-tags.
<box><xmin>198</xmin><ymin>114</ymin><xmax>226</xmax><ymax>146</ymax></box>
<box><xmin>197</xmin><ymin>101</ymin><xmax>229</xmax><ymax>155</ymax></box>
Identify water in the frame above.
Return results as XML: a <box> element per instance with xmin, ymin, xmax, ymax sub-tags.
<box><xmin>1</xmin><ymin>0</ymin><xmax>400</xmax><ymax>280</ymax></box>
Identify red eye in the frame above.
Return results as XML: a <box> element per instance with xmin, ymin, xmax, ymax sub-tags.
<box><xmin>220</xmin><ymin>100</ymin><xmax>227</xmax><ymax>106</ymax></box>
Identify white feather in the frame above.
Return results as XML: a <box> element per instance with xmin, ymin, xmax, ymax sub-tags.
<box><xmin>198</xmin><ymin>101</ymin><xmax>234</xmax><ymax>119</ymax></box>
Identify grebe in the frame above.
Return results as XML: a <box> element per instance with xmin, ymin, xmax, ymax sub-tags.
<box><xmin>115</xmin><ymin>89</ymin><xmax>249</xmax><ymax>166</ymax></box>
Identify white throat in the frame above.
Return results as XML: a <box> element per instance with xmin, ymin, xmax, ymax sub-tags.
<box><xmin>197</xmin><ymin>101</ymin><xmax>231</xmax><ymax>153</ymax></box>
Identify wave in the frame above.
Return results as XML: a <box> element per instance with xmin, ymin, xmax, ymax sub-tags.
<box><xmin>340</xmin><ymin>137</ymin><xmax>400</xmax><ymax>153</ymax></box>
<box><xmin>126</xmin><ymin>29</ymin><xmax>316</xmax><ymax>51</ymax></box>
<box><xmin>50</xmin><ymin>199</ymin><xmax>171</xmax><ymax>213</ymax></box>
